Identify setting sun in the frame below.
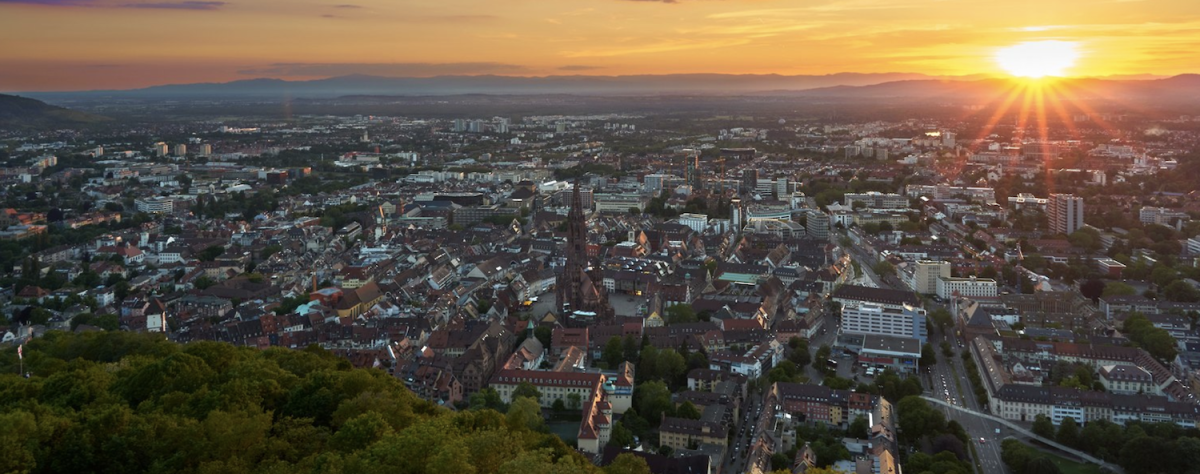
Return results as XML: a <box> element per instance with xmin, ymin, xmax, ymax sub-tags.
<box><xmin>995</xmin><ymin>41</ymin><xmax>1081</xmax><ymax>78</ymax></box>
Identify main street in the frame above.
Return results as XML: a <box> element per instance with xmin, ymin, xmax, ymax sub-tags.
<box><xmin>842</xmin><ymin>231</ymin><xmax>1009</xmax><ymax>473</ymax></box>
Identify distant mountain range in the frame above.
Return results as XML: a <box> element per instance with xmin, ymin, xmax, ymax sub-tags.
<box><xmin>0</xmin><ymin>94</ymin><xmax>109</xmax><ymax>129</ymax></box>
<box><xmin>770</xmin><ymin>75</ymin><xmax>1200</xmax><ymax>104</ymax></box>
<box><xmin>21</xmin><ymin>73</ymin><xmax>972</xmax><ymax>100</ymax></box>
<box><xmin>14</xmin><ymin>73</ymin><xmax>1200</xmax><ymax>112</ymax></box>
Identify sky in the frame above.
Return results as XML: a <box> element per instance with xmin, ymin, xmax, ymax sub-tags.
<box><xmin>2</xmin><ymin>0</ymin><xmax>1200</xmax><ymax>91</ymax></box>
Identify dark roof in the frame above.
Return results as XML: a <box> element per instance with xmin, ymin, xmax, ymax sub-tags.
<box><xmin>832</xmin><ymin>285</ymin><xmax>921</xmax><ymax>307</ymax></box>
<box><xmin>599</xmin><ymin>447</ymin><xmax>709</xmax><ymax>474</ymax></box>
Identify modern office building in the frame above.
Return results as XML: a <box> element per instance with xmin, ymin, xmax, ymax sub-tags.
<box><xmin>841</xmin><ymin>302</ymin><xmax>928</xmax><ymax>344</ymax></box>
<box><xmin>806</xmin><ymin>210</ymin><xmax>830</xmax><ymax>241</ymax></box>
<box><xmin>936</xmin><ymin>276</ymin><xmax>998</xmax><ymax>299</ymax></box>
<box><xmin>679</xmin><ymin>213</ymin><xmax>708</xmax><ymax>233</ymax></box>
<box><xmin>909</xmin><ymin>260</ymin><xmax>950</xmax><ymax>295</ymax></box>
<box><xmin>1048</xmin><ymin>194</ymin><xmax>1084</xmax><ymax>235</ymax></box>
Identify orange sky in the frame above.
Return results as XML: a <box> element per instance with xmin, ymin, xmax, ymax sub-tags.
<box><xmin>3</xmin><ymin>0</ymin><xmax>1200</xmax><ymax>91</ymax></box>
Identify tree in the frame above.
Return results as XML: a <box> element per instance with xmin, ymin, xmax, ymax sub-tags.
<box><xmin>567</xmin><ymin>393</ymin><xmax>582</xmax><ymax>411</ymax></box>
<box><xmin>1056</xmin><ymin>416</ymin><xmax>1079</xmax><ymax>448</ymax></box>
<box><xmin>633</xmin><ymin>381</ymin><xmax>673</xmax><ymax>426</ymax></box>
<box><xmin>1024</xmin><ymin>456</ymin><xmax>1063</xmax><ymax>474</ymax></box>
<box><xmin>469</xmin><ymin>387</ymin><xmax>507</xmax><ymax>412</ymax></box>
<box><xmin>603</xmin><ymin>337</ymin><xmax>624</xmax><ymax>368</ymax></box>
<box><xmin>921</xmin><ymin>343</ymin><xmax>937</xmax><ymax>368</ymax></box>
<box><xmin>896</xmin><ymin>396</ymin><xmax>945</xmax><ymax>444</ymax></box>
<box><xmin>198</xmin><ymin>245</ymin><xmax>225</xmax><ymax>262</ymax></box>
<box><xmin>941</xmin><ymin>341</ymin><xmax>954</xmax><ymax>357</ymax></box>
<box><xmin>1080</xmin><ymin>279</ymin><xmax>1106</xmax><ymax>301</ymax></box>
<box><xmin>1163</xmin><ymin>280</ymin><xmax>1200</xmax><ymax>302</ymax></box>
<box><xmin>551</xmin><ymin>399</ymin><xmax>566</xmax><ymax>413</ymax></box>
<box><xmin>622</xmin><ymin>334</ymin><xmax>640</xmax><ymax>364</ymax></box>
<box><xmin>663</xmin><ymin>304</ymin><xmax>698</xmax><ymax>325</ymax></box>
<box><xmin>788</xmin><ymin>337</ymin><xmax>811</xmax><ymax>368</ymax></box>
<box><xmin>1032</xmin><ymin>414</ymin><xmax>1055</xmax><ymax>439</ymax></box>
<box><xmin>511</xmin><ymin>382</ymin><xmax>542</xmax><ymax>403</ymax></box>
<box><xmin>506</xmin><ymin>396</ymin><xmax>544</xmax><ymax>432</ymax></box>
<box><xmin>873</xmin><ymin>261</ymin><xmax>895</xmax><ymax>276</ymax></box>
<box><xmin>929</xmin><ymin>308</ymin><xmax>953</xmax><ymax>330</ymax></box>
<box><xmin>609</xmin><ymin>422</ymin><xmax>636</xmax><ymax>449</ymax></box>
<box><xmin>848</xmin><ymin>415</ymin><xmax>870</xmax><ymax>439</ymax></box>
<box><xmin>675</xmin><ymin>401</ymin><xmax>702</xmax><ymax>420</ymax></box>
<box><xmin>1102</xmin><ymin>281</ymin><xmax>1137</xmax><ymax>297</ymax></box>
<box><xmin>1123</xmin><ymin>313</ymin><xmax>1179</xmax><ymax>362</ymax></box>
<box><xmin>605</xmin><ymin>452</ymin><xmax>651</xmax><ymax>474</ymax></box>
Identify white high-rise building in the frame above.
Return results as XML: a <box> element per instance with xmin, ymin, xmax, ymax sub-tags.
<box><xmin>841</xmin><ymin>302</ymin><xmax>928</xmax><ymax>344</ymax></box>
<box><xmin>1048</xmin><ymin>194</ymin><xmax>1084</xmax><ymax>235</ymax></box>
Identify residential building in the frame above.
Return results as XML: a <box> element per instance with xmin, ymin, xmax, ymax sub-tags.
<box><xmin>1048</xmin><ymin>194</ymin><xmax>1084</xmax><ymax>235</ymax></box>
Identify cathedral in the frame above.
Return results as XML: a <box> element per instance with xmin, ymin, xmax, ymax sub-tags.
<box><xmin>556</xmin><ymin>181</ymin><xmax>615</xmax><ymax>327</ymax></box>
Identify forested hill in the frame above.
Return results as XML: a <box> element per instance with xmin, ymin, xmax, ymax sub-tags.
<box><xmin>0</xmin><ymin>331</ymin><xmax>649</xmax><ymax>474</ymax></box>
<box><xmin>0</xmin><ymin>94</ymin><xmax>108</xmax><ymax>130</ymax></box>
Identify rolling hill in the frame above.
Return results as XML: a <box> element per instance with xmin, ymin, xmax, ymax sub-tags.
<box><xmin>0</xmin><ymin>94</ymin><xmax>109</xmax><ymax>129</ymax></box>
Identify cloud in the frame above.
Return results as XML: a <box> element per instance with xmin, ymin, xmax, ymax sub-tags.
<box><xmin>0</xmin><ymin>0</ymin><xmax>95</xmax><ymax>5</ymax></box>
<box><xmin>122</xmin><ymin>1</ymin><xmax>225</xmax><ymax>9</ymax></box>
<box><xmin>619</xmin><ymin>0</ymin><xmax>678</xmax><ymax>3</ymax></box>
<box><xmin>238</xmin><ymin>62</ymin><xmax>528</xmax><ymax>77</ymax></box>
<box><xmin>558</xmin><ymin>65</ymin><xmax>603</xmax><ymax>71</ymax></box>
<box><xmin>332</xmin><ymin>3</ymin><xmax>358</xmax><ymax>7</ymax></box>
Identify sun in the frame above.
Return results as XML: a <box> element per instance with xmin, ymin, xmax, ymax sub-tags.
<box><xmin>995</xmin><ymin>40</ymin><xmax>1080</xmax><ymax>78</ymax></box>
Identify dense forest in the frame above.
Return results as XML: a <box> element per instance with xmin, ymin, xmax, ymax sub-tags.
<box><xmin>0</xmin><ymin>331</ymin><xmax>653</xmax><ymax>474</ymax></box>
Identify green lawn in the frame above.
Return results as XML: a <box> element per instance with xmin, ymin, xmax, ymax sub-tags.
<box><xmin>1038</xmin><ymin>448</ymin><xmax>1103</xmax><ymax>474</ymax></box>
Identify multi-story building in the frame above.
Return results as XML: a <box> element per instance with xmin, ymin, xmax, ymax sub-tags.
<box><xmin>595</xmin><ymin>193</ymin><xmax>646</xmax><ymax>213</ymax></box>
<box><xmin>173</xmin><ymin>144</ymin><xmax>187</xmax><ymax>156</ymax></box>
<box><xmin>971</xmin><ymin>337</ymin><xmax>1199</xmax><ymax>427</ymax></box>
<box><xmin>908</xmin><ymin>260</ymin><xmax>950</xmax><ymax>295</ymax></box>
<box><xmin>806</xmin><ymin>210</ymin><xmax>830</xmax><ymax>241</ymax></box>
<box><xmin>1098</xmin><ymin>364</ymin><xmax>1160</xmax><ymax>395</ymax></box>
<box><xmin>843</xmin><ymin>192</ymin><xmax>909</xmax><ymax>210</ymax></box>
<box><xmin>841</xmin><ymin>303</ymin><xmax>928</xmax><ymax>344</ymax></box>
<box><xmin>659</xmin><ymin>417</ymin><xmax>728</xmax><ymax>450</ymax></box>
<box><xmin>679</xmin><ymin>213</ymin><xmax>708</xmax><ymax>233</ymax></box>
<box><xmin>135</xmin><ymin>197</ymin><xmax>176</xmax><ymax>214</ymax></box>
<box><xmin>1139</xmin><ymin>206</ymin><xmax>1190</xmax><ymax>227</ymax></box>
<box><xmin>936</xmin><ymin>276</ymin><xmax>998</xmax><ymax>299</ymax></box>
<box><xmin>859</xmin><ymin>335</ymin><xmax>922</xmax><ymax>373</ymax></box>
<box><xmin>490</xmin><ymin>364</ymin><xmax>634</xmax><ymax>454</ymax></box>
<box><xmin>1048</xmin><ymin>194</ymin><xmax>1084</xmax><ymax>235</ymax></box>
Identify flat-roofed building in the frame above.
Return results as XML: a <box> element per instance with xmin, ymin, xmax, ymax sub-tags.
<box><xmin>841</xmin><ymin>302</ymin><xmax>928</xmax><ymax>344</ymax></box>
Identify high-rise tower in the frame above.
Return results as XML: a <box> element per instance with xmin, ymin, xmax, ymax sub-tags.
<box><xmin>556</xmin><ymin>181</ymin><xmax>615</xmax><ymax>326</ymax></box>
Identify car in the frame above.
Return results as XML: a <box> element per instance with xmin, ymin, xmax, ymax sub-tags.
<box><xmin>979</xmin><ymin>438</ymin><xmax>986</xmax><ymax>443</ymax></box>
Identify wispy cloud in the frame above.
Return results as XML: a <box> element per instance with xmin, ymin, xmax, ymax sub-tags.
<box><xmin>238</xmin><ymin>62</ymin><xmax>528</xmax><ymax>77</ymax></box>
<box><xmin>332</xmin><ymin>3</ymin><xmax>359</xmax><ymax>7</ymax></box>
<box><xmin>563</xmin><ymin>38</ymin><xmax>753</xmax><ymax>58</ymax></box>
<box><xmin>558</xmin><ymin>65</ymin><xmax>603</xmax><ymax>71</ymax></box>
<box><xmin>0</xmin><ymin>0</ymin><xmax>227</xmax><ymax>7</ymax></box>
<box><xmin>123</xmin><ymin>1</ymin><xmax>224</xmax><ymax>9</ymax></box>
<box><xmin>0</xmin><ymin>0</ymin><xmax>95</xmax><ymax>5</ymax></box>
<box><xmin>619</xmin><ymin>0</ymin><xmax>678</xmax><ymax>3</ymax></box>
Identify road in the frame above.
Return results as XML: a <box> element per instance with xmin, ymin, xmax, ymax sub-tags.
<box><xmin>724</xmin><ymin>390</ymin><xmax>762</xmax><ymax>473</ymax></box>
<box><xmin>842</xmin><ymin>233</ymin><xmax>1009</xmax><ymax>474</ymax></box>
<box><xmin>920</xmin><ymin>312</ymin><xmax>1009</xmax><ymax>474</ymax></box>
